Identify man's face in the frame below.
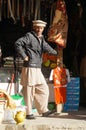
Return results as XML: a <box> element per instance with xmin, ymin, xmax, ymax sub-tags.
<box><xmin>33</xmin><ymin>26</ymin><xmax>44</xmax><ymax>36</ymax></box>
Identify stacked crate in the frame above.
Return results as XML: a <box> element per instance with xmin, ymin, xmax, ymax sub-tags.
<box><xmin>64</xmin><ymin>77</ymin><xmax>80</xmax><ymax>111</ymax></box>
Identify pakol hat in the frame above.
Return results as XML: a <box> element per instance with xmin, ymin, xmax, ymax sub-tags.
<box><xmin>32</xmin><ymin>20</ymin><xmax>47</xmax><ymax>27</ymax></box>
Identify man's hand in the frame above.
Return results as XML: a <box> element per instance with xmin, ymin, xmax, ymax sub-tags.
<box><xmin>24</xmin><ymin>56</ymin><xmax>29</xmax><ymax>61</ymax></box>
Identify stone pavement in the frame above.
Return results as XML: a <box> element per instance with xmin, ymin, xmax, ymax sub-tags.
<box><xmin>0</xmin><ymin>107</ymin><xmax>86</xmax><ymax>130</ymax></box>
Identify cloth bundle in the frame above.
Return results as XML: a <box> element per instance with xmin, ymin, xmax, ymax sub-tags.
<box><xmin>0</xmin><ymin>89</ymin><xmax>16</xmax><ymax>109</ymax></box>
<box><xmin>48</xmin><ymin>0</ymin><xmax>68</xmax><ymax>48</ymax></box>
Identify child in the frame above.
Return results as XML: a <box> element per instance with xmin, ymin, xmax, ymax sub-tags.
<box><xmin>49</xmin><ymin>60</ymin><xmax>70</xmax><ymax>114</ymax></box>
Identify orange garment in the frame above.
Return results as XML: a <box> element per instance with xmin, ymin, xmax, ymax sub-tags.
<box><xmin>53</xmin><ymin>67</ymin><xmax>67</xmax><ymax>104</ymax></box>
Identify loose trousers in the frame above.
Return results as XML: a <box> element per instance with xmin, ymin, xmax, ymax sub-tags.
<box><xmin>23</xmin><ymin>83</ymin><xmax>49</xmax><ymax>115</ymax></box>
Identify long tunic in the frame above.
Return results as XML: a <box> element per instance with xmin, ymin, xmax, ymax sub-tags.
<box><xmin>49</xmin><ymin>67</ymin><xmax>70</xmax><ymax>104</ymax></box>
<box><xmin>20</xmin><ymin>67</ymin><xmax>46</xmax><ymax>87</ymax></box>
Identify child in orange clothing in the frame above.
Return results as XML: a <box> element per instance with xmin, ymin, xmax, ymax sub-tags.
<box><xmin>49</xmin><ymin>61</ymin><xmax>70</xmax><ymax>114</ymax></box>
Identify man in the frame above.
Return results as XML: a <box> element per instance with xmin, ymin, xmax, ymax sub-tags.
<box><xmin>15</xmin><ymin>20</ymin><xmax>59</xmax><ymax>119</ymax></box>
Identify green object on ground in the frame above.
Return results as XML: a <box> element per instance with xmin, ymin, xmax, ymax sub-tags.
<box><xmin>11</xmin><ymin>94</ymin><xmax>25</xmax><ymax>106</ymax></box>
<box><xmin>48</xmin><ymin>102</ymin><xmax>56</xmax><ymax>110</ymax></box>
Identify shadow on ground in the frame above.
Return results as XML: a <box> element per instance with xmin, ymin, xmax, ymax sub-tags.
<box><xmin>47</xmin><ymin>107</ymin><xmax>86</xmax><ymax>120</ymax></box>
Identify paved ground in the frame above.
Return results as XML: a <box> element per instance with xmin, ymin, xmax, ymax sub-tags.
<box><xmin>0</xmin><ymin>106</ymin><xmax>86</xmax><ymax>130</ymax></box>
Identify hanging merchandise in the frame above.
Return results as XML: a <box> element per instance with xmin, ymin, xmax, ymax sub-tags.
<box><xmin>0</xmin><ymin>0</ymin><xmax>2</xmax><ymax>21</ymax></box>
<box><xmin>0</xmin><ymin>0</ymin><xmax>49</xmax><ymax>26</ymax></box>
<box><xmin>27</xmin><ymin>0</ymin><xmax>31</xmax><ymax>21</ymax></box>
<box><xmin>34</xmin><ymin>0</ymin><xmax>41</xmax><ymax>20</ymax></box>
<box><xmin>21</xmin><ymin>0</ymin><xmax>26</xmax><ymax>27</ymax></box>
<box><xmin>47</xmin><ymin>0</ymin><xmax>68</xmax><ymax>67</ymax></box>
<box><xmin>11</xmin><ymin>0</ymin><xmax>15</xmax><ymax>18</ymax></box>
<box><xmin>48</xmin><ymin>0</ymin><xmax>68</xmax><ymax>48</ymax></box>
<box><xmin>27</xmin><ymin>0</ymin><xmax>33</xmax><ymax>21</ymax></box>
<box><xmin>7</xmin><ymin>0</ymin><xmax>16</xmax><ymax>23</ymax></box>
<box><xmin>16</xmin><ymin>0</ymin><xmax>20</xmax><ymax>21</ymax></box>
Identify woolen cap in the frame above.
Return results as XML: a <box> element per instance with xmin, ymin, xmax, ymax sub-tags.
<box><xmin>32</xmin><ymin>20</ymin><xmax>47</xmax><ymax>27</ymax></box>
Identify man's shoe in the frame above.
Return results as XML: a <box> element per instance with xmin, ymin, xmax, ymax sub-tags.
<box><xmin>26</xmin><ymin>114</ymin><xmax>36</xmax><ymax>119</ymax></box>
<box><xmin>42</xmin><ymin>110</ymin><xmax>54</xmax><ymax>117</ymax></box>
